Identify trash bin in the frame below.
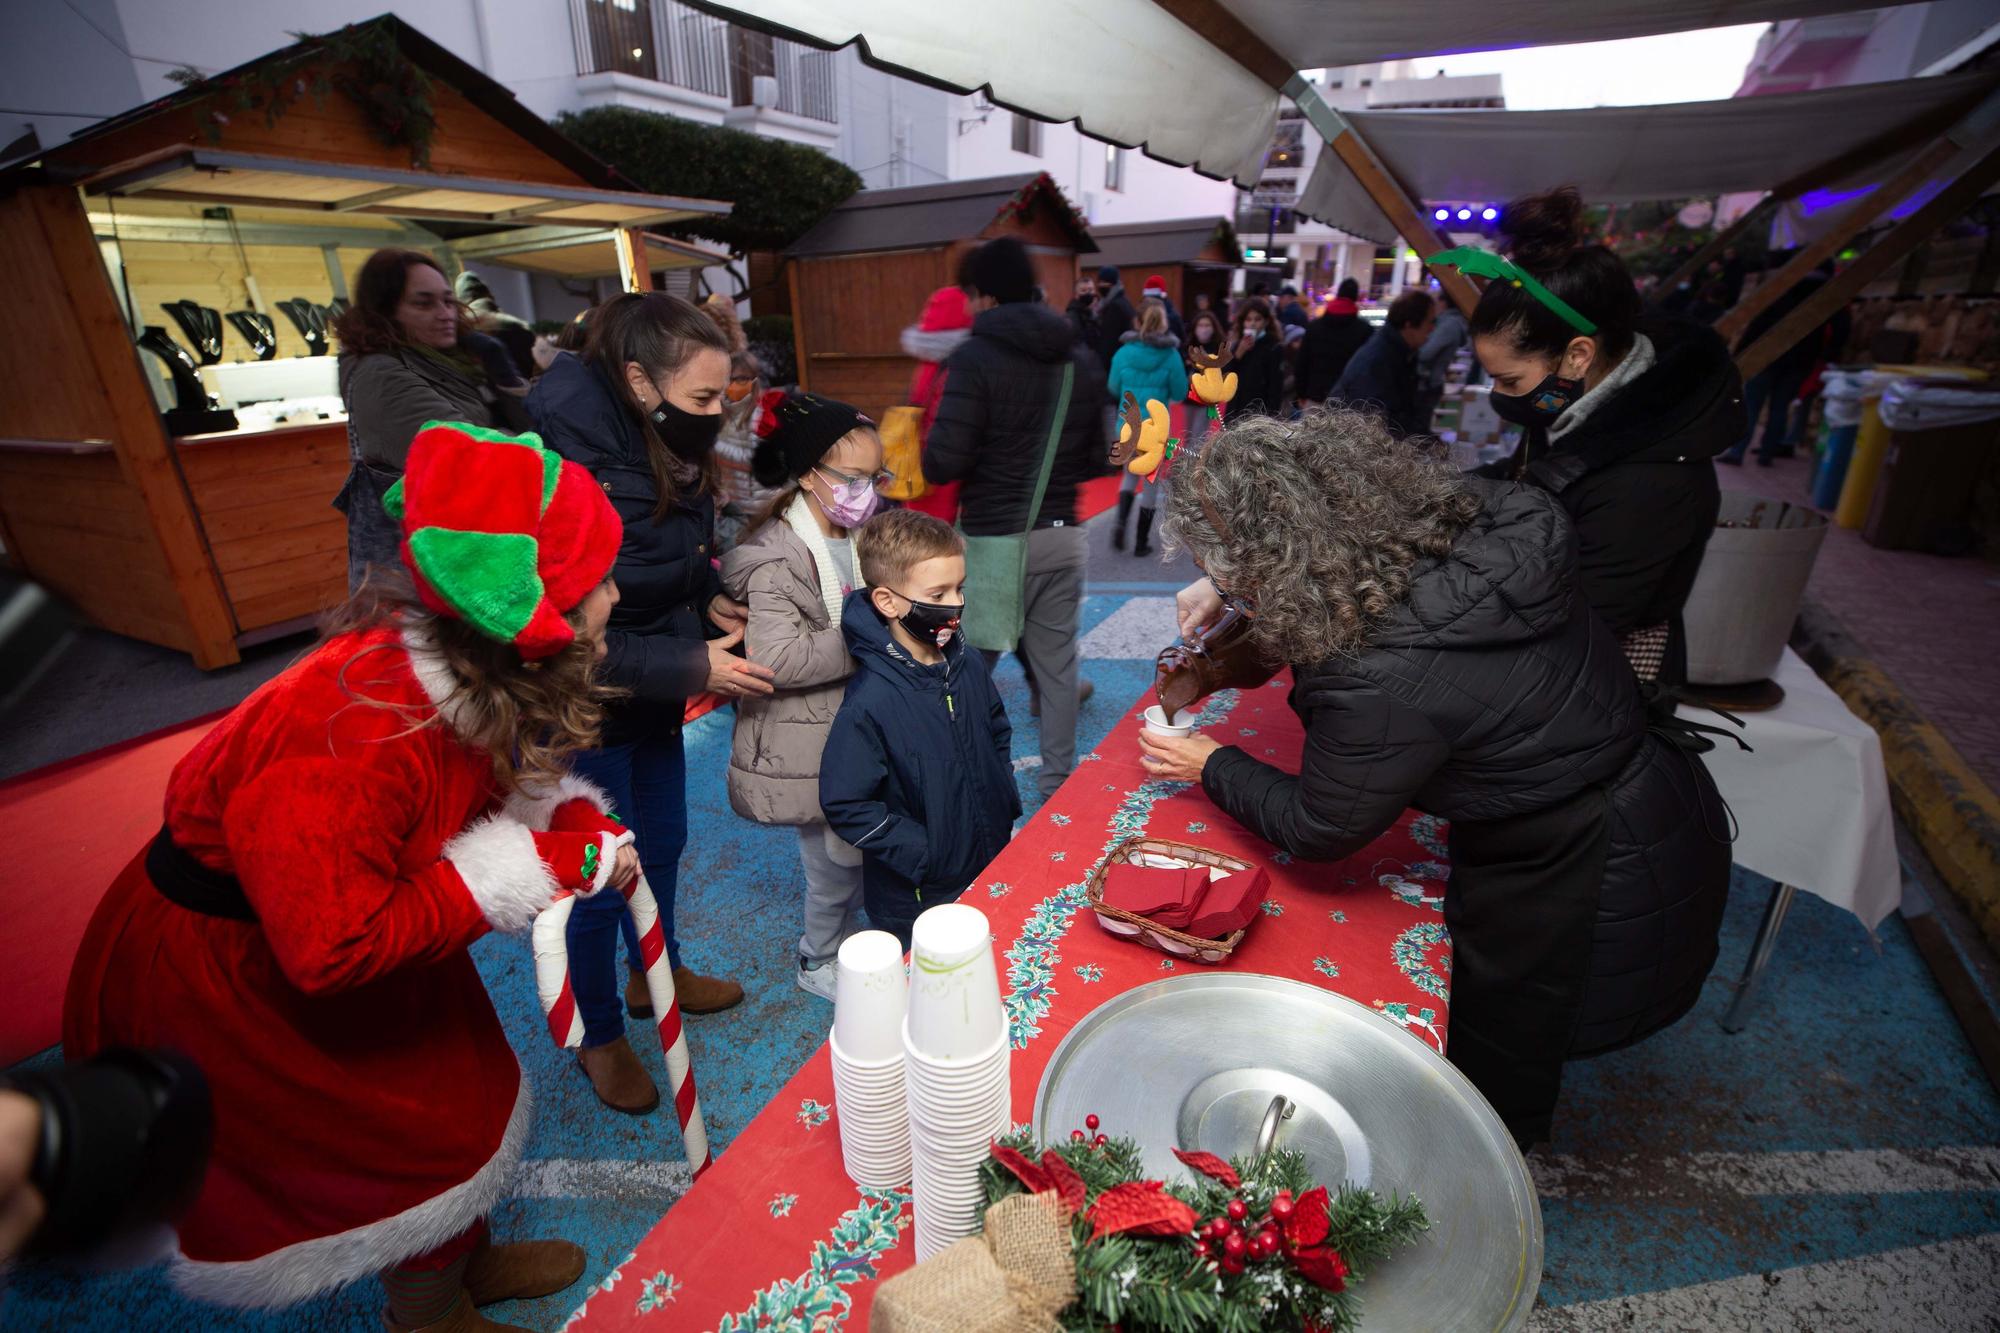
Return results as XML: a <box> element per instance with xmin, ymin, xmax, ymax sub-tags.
<box><xmin>1862</xmin><ymin>378</ymin><xmax>2000</xmax><ymax>553</ymax></box>
<box><xmin>1834</xmin><ymin>364</ymin><xmax>1987</xmax><ymax>528</ymax></box>
<box><xmin>1683</xmin><ymin>493</ymin><xmax>1829</xmax><ymax>686</ymax></box>
<box><xmin>1811</xmin><ymin>367</ymin><xmax>1880</xmax><ymax>511</ymax></box>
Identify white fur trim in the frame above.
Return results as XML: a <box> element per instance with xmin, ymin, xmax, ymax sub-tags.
<box><xmin>398</xmin><ymin>626</ymin><xmax>474</xmax><ymax>740</ymax></box>
<box><xmin>445</xmin><ymin>814</ymin><xmax>558</xmax><ymax>933</ymax></box>
<box><xmin>501</xmin><ymin>772</ymin><xmax>618</xmax><ymax>833</ymax></box>
<box><xmin>783</xmin><ymin>493</ymin><xmax>845</xmax><ymax>629</ymax></box>
<box><xmin>169</xmin><ymin>1074</ymin><xmax>533</xmax><ymax>1308</ymax></box>
<box><xmin>582</xmin><ymin>829</ymin><xmax>636</xmax><ymax>896</ymax></box>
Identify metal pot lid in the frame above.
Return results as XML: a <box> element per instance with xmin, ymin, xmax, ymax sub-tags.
<box><xmin>1032</xmin><ymin>972</ymin><xmax>1541</xmax><ymax>1332</ymax></box>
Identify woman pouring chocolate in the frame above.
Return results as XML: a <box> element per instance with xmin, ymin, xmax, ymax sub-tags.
<box><xmin>1140</xmin><ymin>409</ymin><xmax>1731</xmax><ymax>1147</ymax></box>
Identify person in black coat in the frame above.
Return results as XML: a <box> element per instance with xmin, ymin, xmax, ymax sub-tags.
<box><xmin>1720</xmin><ymin>260</ymin><xmax>1849</xmax><ymax>466</ymax></box>
<box><xmin>1295</xmin><ymin>277</ymin><xmax>1373</xmax><ymax>406</ymax></box>
<box><xmin>1090</xmin><ymin>264</ymin><xmax>1137</xmax><ymax>387</ymax></box>
<box><xmin>1330</xmin><ymin>289</ymin><xmax>1436</xmax><ymax>436</ymax></box>
<box><xmin>1223</xmin><ymin>297</ymin><xmax>1286</xmax><ymax>418</ymax></box>
<box><xmin>1144</xmin><ymin>409</ymin><xmax>1732</xmax><ymax>1146</ymax></box>
<box><xmin>525</xmin><ymin>293</ymin><xmax>777</xmax><ymax>1112</ymax></box>
<box><xmin>923</xmin><ymin>237</ymin><xmax>1110</xmax><ymax>797</ymax></box>
<box><xmin>1459</xmin><ymin>187</ymin><xmax>1743</xmax><ymax>694</ymax></box>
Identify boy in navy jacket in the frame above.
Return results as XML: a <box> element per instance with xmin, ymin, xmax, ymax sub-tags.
<box><xmin>819</xmin><ymin>510</ymin><xmax>1021</xmax><ymax>947</ymax></box>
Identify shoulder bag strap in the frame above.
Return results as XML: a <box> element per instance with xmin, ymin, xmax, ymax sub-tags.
<box><xmin>1021</xmin><ymin>361</ymin><xmax>1075</xmax><ymax>536</ymax></box>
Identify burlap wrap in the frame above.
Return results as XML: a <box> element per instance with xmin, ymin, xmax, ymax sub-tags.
<box><xmin>873</xmin><ymin>1192</ymin><xmax>1077</xmax><ymax>1332</ymax></box>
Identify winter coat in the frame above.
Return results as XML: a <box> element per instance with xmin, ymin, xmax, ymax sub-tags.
<box><xmin>819</xmin><ymin>590</ymin><xmax>1022</xmax><ymax>914</ymax></box>
<box><xmin>922</xmin><ymin>302</ymin><xmax>1111</xmax><ymax>537</ymax></box>
<box><xmin>1107</xmin><ymin>331</ymin><xmax>1191</xmax><ymax>411</ymax></box>
<box><xmin>1476</xmin><ymin>315</ymin><xmax>1740</xmax><ymax>689</ymax></box>
<box><xmin>527</xmin><ymin>353</ymin><xmax>723</xmax><ymax>741</ymax></box>
<box><xmin>1091</xmin><ymin>286</ymin><xmax>1137</xmax><ymax>382</ymax></box>
<box><xmin>1296</xmin><ymin>304</ymin><xmax>1373</xmax><ymax>403</ymax></box>
<box><xmin>335</xmin><ymin>347</ymin><xmax>499</xmax><ymax>589</ymax></box>
<box><xmin>1224</xmin><ymin>333</ymin><xmax>1286</xmax><ymax>418</ymax></box>
<box><xmin>1200</xmin><ymin>480</ymin><xmax>1730</xmax><ymax>1142</ymax></box>
<box><xmin>1416</xmin><ymin>307</ymin><xmax>1470</xmax><ymax>393</ymax></box>
<box><xmin>720</xmin><ymin>502</ymin><xmax>857</xmax><ymax>826</ymax></box>
<box><xmin>1332</xmin><ymin>325</ymin><xmax>1422</xmax><ymax>435</ymax></box>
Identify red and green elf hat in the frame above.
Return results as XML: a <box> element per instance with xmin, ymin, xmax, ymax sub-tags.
<box><xmin>384</xmin><ymin>422</ymin><xmax>622</xmax><ymax>659</ymax></box>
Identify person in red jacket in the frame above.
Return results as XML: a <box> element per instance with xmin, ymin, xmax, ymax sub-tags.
<box><xmin>899</xmin><ymin>284</ymin><xmax>973</xmax><ymax>521</ymax></box>
<box><xmin>64</xmin><ymin>423</ymin><xmax>633</xmax><ymax>1332</ymax></box>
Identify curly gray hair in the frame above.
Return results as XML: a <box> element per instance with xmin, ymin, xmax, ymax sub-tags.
<box><xmin>1164</xmin><ymin>409</ymin><xmax>1485</xmax><ymax>665</ymax></box>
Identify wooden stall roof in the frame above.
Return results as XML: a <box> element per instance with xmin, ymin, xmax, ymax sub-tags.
<box><xmin>787</xmin><ymin>173</ymin><xmax>1097</xmax><ymax>259</ymax></box>
<box><xmin>455</xmin><ymin>227</ymin><xmax>731</xmax><ymax>280</ymax></box>
<box><xmin>1089</xmin><ymin>217</ymin><xmax>1242</xmax><ymax>270</ymax></box>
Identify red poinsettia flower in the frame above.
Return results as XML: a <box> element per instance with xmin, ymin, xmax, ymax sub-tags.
<box><xmin>1279</xmin><ymin>1185</ymin><xmax>1347</xmax><ymax>1291</ymax></box>
<box><xmin>751</xmin><ymin>388</ymin><xmax>789</xmax><ymax>438</ymax></box>
<box><xmin>1084</xmin><ymin>1181</ymin><xmax>1200</xmax><ymax>1242</ymax></box>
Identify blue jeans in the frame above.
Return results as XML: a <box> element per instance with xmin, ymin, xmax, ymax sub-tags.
<box><xmin>1727</xmin><ymin>364</ymin><xmax>1810</xmax><ymax>462</ymax></box>
<box><xmin>565</xmin><ymin>734</ymin><xmax>687</xmax><ymax>1048</ymax></box>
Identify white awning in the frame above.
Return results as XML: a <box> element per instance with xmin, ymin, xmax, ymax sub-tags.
<box><xmin>1297</xmin><ymin>70</ymin><xmax>2000</xmax><ymax>242</ymax></box>
<box><xmin>702</xmin><ymin>0</ymin><xmax>1920</xmax><ymax>186</ymax></box>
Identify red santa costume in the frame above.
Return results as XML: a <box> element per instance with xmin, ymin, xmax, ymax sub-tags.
<box><xmin>64</xmin><ymin>423</ymin><xmax>628</xmax><ymax>1312</ymax></box>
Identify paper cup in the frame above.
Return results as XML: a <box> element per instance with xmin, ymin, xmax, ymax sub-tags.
<box><xmin>906</xmin><ymin>906</ymin><xmax>1004</xmax><ymax>1063</ymax></box>
<box><xmin>1142</xmin><ymin>704</ymin><xmax>1195</xmax><ymax>737</ymax></box>
<box><xmin>832</xmin><ymin>931</ymin><xmax>909</xmax><ymax>1064</ymax></box>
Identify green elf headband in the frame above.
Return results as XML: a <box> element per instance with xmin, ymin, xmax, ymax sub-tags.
<box><xmin>1425</xmin><ymin>246</ymin><xmax>1598</xmax><ymax>336</ymax></box>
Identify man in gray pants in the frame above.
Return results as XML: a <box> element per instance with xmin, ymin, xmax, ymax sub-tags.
<box><xmin>922</xmin><ymin>237</ymin><xmax>1110</xmax><ymax>798</ymax></box>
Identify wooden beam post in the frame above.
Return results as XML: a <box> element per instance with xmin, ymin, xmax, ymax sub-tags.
<box><xmin>1713</xmin><ymin>137</ymin><xmax>1969</xmax><ymax>345</ymax></box>
<box><xmin>1736</xmin><ymin>140</ymin><xmax>2000</xmax><ymax>381</ymax></box>
<box><xmin>786</xmin><ymin>258</ymin><xmax>809</xmax><ymax>392</ymax></box>
<box><xmin>1658</xmin><ymin>197</ymin><xmax>1773</xmax><ymax>297</ymax></box>
<box><xmin>615</xmin><ymin>227</ymin><xmax>654</xmax><ymax>293</ymax></box>
<box><xmin>25</xmin><ymin>185</ymin><xmax>241</xmax><ymax>667</ymax></box>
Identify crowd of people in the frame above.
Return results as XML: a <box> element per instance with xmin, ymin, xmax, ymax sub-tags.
<box><xmin>32</xmin><ymin>184</ymin><xmax>1752</xmax><ymax>1328</ymax></box>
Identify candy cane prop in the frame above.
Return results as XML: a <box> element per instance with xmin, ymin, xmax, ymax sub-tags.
<box><xmin>532</xmin><ymin>873</ymin><xmax>711</xmax><ymax>1175</ymax></box>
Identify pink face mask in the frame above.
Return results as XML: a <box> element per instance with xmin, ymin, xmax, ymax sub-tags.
<box><xmin>812</xmin><ymin>468</ymin><xmax>883</xmax><ymax>527</ymax></box>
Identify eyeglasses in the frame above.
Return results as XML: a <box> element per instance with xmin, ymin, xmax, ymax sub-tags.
<box><xmin>818</xmin><ymin>464</ymin><xmax>897</xmax><ymax>488</ymax></box>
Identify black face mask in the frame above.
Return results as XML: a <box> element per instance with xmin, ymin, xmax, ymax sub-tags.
<box><xmin>1488</xmin><ymin>371</ymin><xmax>1584</xmax><ymax>431</ymax></box>
<box><xmin>648</xmin><ymin>398</ymin><xmax>723</xmax><ymax>462</ymax></box>
<box><xmin>884</xmin><ymin>590</ymin><xmax>962</xmax><ymax>649</ymax></box>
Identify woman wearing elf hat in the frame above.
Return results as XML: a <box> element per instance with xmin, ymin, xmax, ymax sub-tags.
<box><xmin>64</xmin><ymin>423</ymin><xmax>631</xmax><ymax>1331</ymax></box>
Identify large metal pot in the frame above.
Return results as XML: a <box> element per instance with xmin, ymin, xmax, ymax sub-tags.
<box><xmin>1682</xmin><ymin>492</ymin><xmax>1828</xmax><ymax>686</ymax></box>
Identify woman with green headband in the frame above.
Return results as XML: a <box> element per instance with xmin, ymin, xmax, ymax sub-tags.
<box><xmin>1434</xmin><ymin>186</ymin><xmax>1743</xmax><ymax>697</ymax></box>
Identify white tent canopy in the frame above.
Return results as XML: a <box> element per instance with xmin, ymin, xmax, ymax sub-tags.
<box><xmin>1298</xmin><ymin>70</ymin><xmax>2000</xmax><ymax>242</ymax></box>
<box><xmin>702</xmin><ymin>0</ymin><xmax>1928</xmax><ymax>186</ymax></box>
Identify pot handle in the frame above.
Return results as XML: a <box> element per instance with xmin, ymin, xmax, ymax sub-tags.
<box><xmin>1252</xmin><ymin>1093</ymin><xmax>1295</xmax><ymax>1172</ymax></box>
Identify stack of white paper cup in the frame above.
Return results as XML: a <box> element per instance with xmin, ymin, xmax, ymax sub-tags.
<box><xmin>830</xmin><ymin>931</ymin><xmax>912</xmax><ymax>1189</ymax></box>
<box><xmin>903</xmin><ymin>903</ymin><xmax>1011</xmax><ymax>1260</ymax></box>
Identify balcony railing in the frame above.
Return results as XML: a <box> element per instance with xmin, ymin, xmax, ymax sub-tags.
<box><xmin>572</xmin><ymin>0</ymin><xmax>729</xmax><ymax>99</ymax></box>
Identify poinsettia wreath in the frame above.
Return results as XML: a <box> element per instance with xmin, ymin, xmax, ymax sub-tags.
<box><xmin>979</xmin><ymin>1116</ymin><xmax>1429</xmax><ymax>1332</ymax></box>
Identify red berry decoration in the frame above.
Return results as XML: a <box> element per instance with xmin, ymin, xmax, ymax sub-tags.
<box><xmin>1085</xmin><ymin>1114</ymin><xmax>1100</xmax><ymax>1131</ymax></box>
<box><xmin>1255</xmin><ymin>1228</ymin><xmax>1280</xmax><ymax>1259</ymax></box>
<box><xmin>1270</xmin><ymin>1193</ymin><xmax>1296</xmax><ymax>1222</ymax></box>
<box><xmin>1223</xmin><ymin>1231</ymin><xmax>1247</xmax><ymax>1259</ymax></box>
<box><xmin>1071</xmin><ymin>1129</ymin><xmax>1086</xmax><ymax>1141</ymax></box>
<box><xmin>1094</xmin><ymin>1134</ymin><xmax>1108</xmax><ymax>1147</ymax></box>
<box><xmin>1226</xmin><ymin>1197</ymin><xmax>1248</xmax><ymax>1222</ymax></box>
<box><xmin>1222</xmin><ymin>1255</ymin><xmax>1245</xmax><ymax>1275</ymax></box>
<box><xmin>1193</xmin><ymin>1239</ymin><xmax>1211</xmax><ymax>1259</ymax></box>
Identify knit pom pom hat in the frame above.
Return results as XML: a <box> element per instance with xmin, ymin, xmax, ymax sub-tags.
<box><xmin>751</xmin><ymin>390</ymin><xmax>874</xmax><ymax>488</ymax></box>
<box><xmin>384</xmin><ymin>421</ymin><xmax>623</xmax><ymax>659</ymax></box>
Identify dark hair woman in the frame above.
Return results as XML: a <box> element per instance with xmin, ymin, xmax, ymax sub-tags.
<box><xmin>333</xmin><ymin>248</ymin><xmax>530</xmax><ymax>591</ymax></box>
<box><xmin>1148</xmin><ymin>410</ymin><xmax>1731</xmax><ymax>1147</ymax></box>
<box><xmin>524</xmin><ymin>291</ymin><xmax>777</xmax><ymax>1115</ymax></box>
<box><xmin>66</xmin><ymin>424</ymin><xmax>628</xmax><ymax>1326</ymax></box>
<box><xmin>1223</xmin><ymin>297</ymin><xmax>1286</xmax><ymax>418</ymax></box>
<box><xmin>1456</xmin><ymin>186</ymin><xmax>1743</xmax><ymax>695</ymax></box>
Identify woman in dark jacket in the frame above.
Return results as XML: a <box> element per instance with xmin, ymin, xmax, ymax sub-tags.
<box><xmin>1451</xmin><ymin>187</ymin><xmax>1743</xmax><ymax>693</ymax></box>
<box><xmin>525</xmin><ymin>292</ymin><xmax>777</xmax><ymax>1115</ymax></box>
<box><xmin>333</xmin><ymin>248</ymin><xmax>530</xmax><ymax>590</ymax></box>
<box><xmin>1146</xmin><ymin>409</ymin><xmax>1731</xmax><ymax>1146</ymax></box>
<box><xmin>1222</xmin><ymin>298</ymin><xmax>1286</xmax><ymax>418</ymax></box>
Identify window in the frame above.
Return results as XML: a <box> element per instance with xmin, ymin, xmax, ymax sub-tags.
<box><xmin>576</xmin><ymin>0</ymin><xmax>657</xmax><ymax>79</ymax></box>
<box><xmin>1012</xmin><ymin>113</ymin><xmax>1043</xmax><ymax>156</ymax></box>
<box><xmin>1104</xmin><ymin>144</ymin><xmax>1125</xmax><ymax>192</ymax></box>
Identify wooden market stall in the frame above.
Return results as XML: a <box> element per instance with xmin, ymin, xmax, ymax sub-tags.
<box><xmin>1090</xmin><ymin>217</ymin><xmax>1243</xmax><ymax>319</ymax></box>
<box><xmin>0</xmin><ymin>16</ymin><xmax>728</xmax><ymax>668</ymax></box>
<box><xmin>783</xmin><ymin>173</ymin><xmax>1096</xmax><ymax>422</ymax></box>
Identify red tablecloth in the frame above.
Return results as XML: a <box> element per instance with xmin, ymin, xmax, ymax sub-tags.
<box><xmin>565</xmin><ymin>676</ymin><xmax>1453</xmax><ymax>1330</ymax></box>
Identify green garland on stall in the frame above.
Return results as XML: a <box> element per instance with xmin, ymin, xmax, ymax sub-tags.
<box><xmin>166</xmin><ymin>22</ymin><xmax>437</xmax><ymax>167</ymax></box>
<box><xmin>979</xmin><ymin>1125</ymin><xmax>1430</xmax><ymax>1333</ymax></box>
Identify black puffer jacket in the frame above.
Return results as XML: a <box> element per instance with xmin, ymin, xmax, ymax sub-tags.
<box><xmin>1481</xmin><ymin>315</ymin><xmax>1741</xmax><ymax>687</ymax></box>
<box><xmin>1296</xmin><ymin>307</ymin><xmax>1372</xmax><ymax>403</ymax></box>
<box><xmin>527</xmin><ymin>353</ymin><xmax>721</xmax><ymax>742</ymax></box>
<box><xmin>1224</xmin><ymin>335</ymin><xmax>1286</xmax><ymax>418</ymax></box>
<box><xmin>923</xmin><ymin>302</ymin><xmax>1111</xmax><ymax>537</ymax></box>
<box><xmin>1202</xmin><ymin>480</ymin><xmax>1730</xmax><ymax>1140</ymax></box>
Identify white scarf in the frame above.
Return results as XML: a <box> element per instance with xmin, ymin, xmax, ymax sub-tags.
<box><xmin>783</xmin><ymin>492</ymin><xmax>845</xmax><ymax>629</ymax></box>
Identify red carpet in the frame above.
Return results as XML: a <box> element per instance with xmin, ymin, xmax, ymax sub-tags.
<box><xmin>0</xmin><ymin>713</ymin><xmax>223</xmax><ymax>1064</ymax></box>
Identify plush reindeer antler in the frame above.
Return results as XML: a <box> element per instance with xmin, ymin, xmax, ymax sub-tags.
<box><xmin>1111</xmin><ymin>390</ymin><xmax>1144</xmax><ymax>467</ymax></box>
<box><xmin>1189</xmin><ymin>346</ymin><xmax>1228</xmax><ymax>372</ymax></box>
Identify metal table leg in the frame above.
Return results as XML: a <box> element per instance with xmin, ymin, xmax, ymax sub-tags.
<box><xmin>1720</xmin><ymin>882</ymin><xmax>1799</xmax><ymax>1034</ymax></box>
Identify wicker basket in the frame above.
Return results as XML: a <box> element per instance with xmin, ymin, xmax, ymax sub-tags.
<box><xmin>1084</xmin><ymin>835</ymin><xmax>1257</xmax><ymax>964</ymax></box>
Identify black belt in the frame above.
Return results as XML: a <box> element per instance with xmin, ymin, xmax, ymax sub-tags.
<box><xmin>145</xmin><ymin>826</ymin><xmax>257</xmax><ymax>922</ymax></box>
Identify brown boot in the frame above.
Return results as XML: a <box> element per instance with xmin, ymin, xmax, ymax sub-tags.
<box><xmin>577</xmin><ymin>1035</ymin><xmax>659</xmax><ymax>1114</ymax></box>
<box><xmin>625</xmin><ymin>965</ymin><xmax>653</xmax><ymax>1019</ymax></box>
<box><xmin>464</xmin><ymin>1235</ymin><xmax>586</xmax><ymax>1306</ymax></box>
<box><xmin>383</xmin><ymin>1290</ymin><xmax>531</xmax><ymax>1332</ymax></box>
<box><xmin>672</xmin><ymin>964</ymin><xmax>745</xmax><ymax>1014</ymax></box>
